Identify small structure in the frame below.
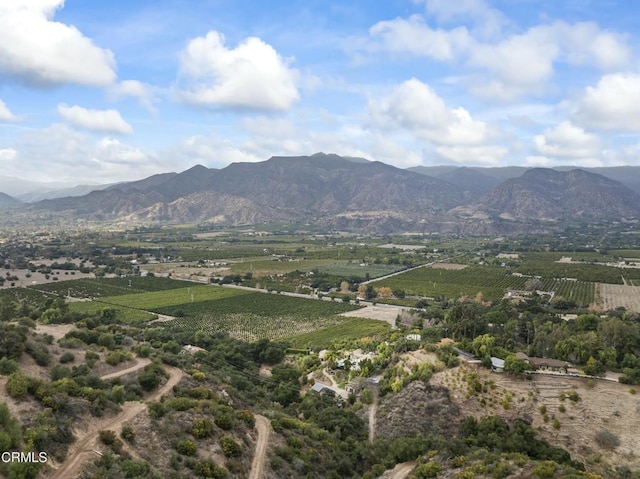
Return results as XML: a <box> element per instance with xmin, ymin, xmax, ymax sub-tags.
<box><xmin>516</xmin><ymin>352</ymin><xmax>569</xmax><ymax>372</ymax></box>
<box><xmin>490</xmin><ymin>357</ymin><xmax>505</xmax><ymax>373</ymax></box>
<box><xmin>181</xmin><ymin>344</ymin><xmax>206</xmax><ymax>355</ymax></box>
<box><xmin>311</xmin><ymin>382</ymin><xmax>335</xmax><ymax>396</ymax></box>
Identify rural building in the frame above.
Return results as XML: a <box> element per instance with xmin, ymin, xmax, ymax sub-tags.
<box><xmin>516</xmin><ymin>352</ymin><xmax>569</xmax><ymax>371</ymax></box>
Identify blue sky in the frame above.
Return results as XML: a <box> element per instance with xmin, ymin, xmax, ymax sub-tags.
<box><xmin>1</xmin><ymin>0</ymin><xmax>640</xmax><ymax>183</ymax></box>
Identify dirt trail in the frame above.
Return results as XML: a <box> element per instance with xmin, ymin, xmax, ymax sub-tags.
<box><xmin>249</xmin><ymin>415</ymin><xmax>271</xmax><ymax>479</ymax></box>
<box><xmin>50</xmin><ymin>365</ymin><xmax>183</xmax><ymax>479</ymax></box>
<box><xmin>380</xmin><ymin>461</ymin><xmax>416</xmax><ymax>479</ymax></box>
<box><xmin>368</xmin><ymin>389</ymin><xmax>378</xmax><ymax>444</ymax></box>
<box><xmin>99</xmin><ymin>357</ymin><xmax>151</xmax><ymax>380</ymax></box>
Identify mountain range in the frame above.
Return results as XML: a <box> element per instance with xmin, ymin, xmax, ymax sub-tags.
<box><xmin>4</xmin><ymin>153</ymin><xmax>640</xmax><ymax>233</ymax></box>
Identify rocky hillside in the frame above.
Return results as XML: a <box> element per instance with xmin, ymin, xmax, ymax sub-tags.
<box><xmin>474</xmin><ymin>168</ymin><xmax>640</xmax><ymax>221</ymax></box>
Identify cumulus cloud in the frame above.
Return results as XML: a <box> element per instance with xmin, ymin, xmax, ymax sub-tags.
<box><xmin>368</xmin><ymin>78</ymin><xmax>505</xmax><ymax>164</ymax></box>
<box><xmin>57</xmin><ymin>104</ymin><xmax>133</xmax><ymax>135</ymax></box>
<box><xmin>533</xmin><ymin>121</ymin><xmax>601</xmax><ymax>159</ymax></box>
<box><xmin>109</xmin><ymin>80</ymin><xmax>159</xmax><ymax>113</ymax></box>
<box><xmin>369</xmin><ymin>78</ymin><xmax>496</xmax><ymax>146</ymax></box>
<box><xmin>572</xmin><ymin>73</ymin><xmax>640</xmax><ymax>131</ymax></box>
<box><xmin>177</xmin><ymin>30</ymin><xmax>299</xmax><ymax>110</ymax></box>
<box><xmin>424</xmin><ymin>0</ymin><xmax>509</xmax><ymax>39</ymax></box>
<box><xmin>0</xmin><ymin>0</ymin><xmax>116</xmax><ymax>86</ymax></box>
<box><xmin>0</xmin><ymin>148</ymin><xmax>18</xmax><ymax>162</ymax></box>
<box><xmin>369</xmin><ymin>15</ymin><xmax>471</xmax><ymax>60</ymax></box>
<box><xmin>0</xmin><ymin>99</ymin><xmax>20</xmax><ymax>122</ymax></box>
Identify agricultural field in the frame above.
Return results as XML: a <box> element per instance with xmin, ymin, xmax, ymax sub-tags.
<box><xmin>29</xmin><ymin>276</ymin><xmax>189</xmax><ymax>298</ymax></box>
<box><xmin>538</xmin><ymin>278</ymin><xmax>596</xmax><ymax>306</ymax></box>
<box><xmin>514</xmin><ymin>256</ymin><xmax>640</xmax><ymax>284</ymax></box>
<box><xmin>599</xmin><ymin>284</ymin><xmax>640</xmax><ymax>312</ymax></box>
<box><xmin>310</xmin><ymin>261</ymin><xmax>404</xmax><ymax>279</ymax></box>
<box><xmin>152</xmin><ymin>292</ymin><xmax>358</xmax><ymax>318</ymax></box>
<box><xmin>158</xmin><ymin>292</ymin><xmax>363</xmax><ymax>344</ymax></box>
<box><xmin>96</xmin><ymin>285</ymin><xmax>252</xmax><ymax>311</ymax></box>
<box><xmin>371</xmin><ymin>266</ymin><xmax>529</xmax><ymax>301</ymax></box>
<box><xmin>67</xmin><ymin>301</ymin><xmax>156</xmax><ymax>323</ymax></box>
<box><xmin>287</xmin><ymin>318</ymin><xmax>392</xmax><ymax>349</ymax></box>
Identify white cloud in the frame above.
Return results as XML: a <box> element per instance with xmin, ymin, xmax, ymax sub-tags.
<box><xmin>0</xmin><ymin>99</ymin><xmax>20</xmax><ymax>122</ymax></box>
<box><xmin>57</xmin><ymin>104</ymin><xmax>133</xmax><ymax>135</ymax></box>
<box><xmin>368</xmin><ymin>78</ymin><xmax>496</xmax><ymax>146</ymax></box>
<box><xmin>177</xmin><ymin>30</ymin><xmax>299</xmax><ymax>111</ymax></box>
<box><xmin>435</xmin><ymin>145</ymin><xmax>507</xmax><ymax>165</ymax></box>
<box><xmin>533</xmin><ymin>121</ymin><xmax>601</xmax><ymax>159</ymax></box>
<box><xmin>572</xmin><ymin>73</ymin><xmax>640</xmax><ymax>131</ymax></box>
<box><xmin>0</xmin><ymin>0</ymin><xmax>116</xmax><ymax>87</ymax></box>
<box><xmin>109</xmin><ymin>80</ymin><xmax>159</xmax><ymax>113</ymax></box>
<box><xmin>0</xmin><ymin>148</ymin><xmax>18</xmax><ymax>162</ymax></box>
<box><xmin>424</xmin><ymin>0</ymin><xmax>509</xmax><ymax>39</ymax></box>
<box><xmin>369</xmin><ymin>15</ymin><xmax>471</xmax><ymax>60</ymax></box>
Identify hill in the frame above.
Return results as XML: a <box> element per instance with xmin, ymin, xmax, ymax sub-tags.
<box><xmin>473</xmin><ymin>168</ymin><xmax>640</xmax><ymax>221</ymax></box>
<box><xmin>12</xmin><ymin>154</ymin><xmax>640</xmax><ymax>233</ymax></box>
<box><xmin>0</xmin><ymin>192</ymin><xmax>21</xmax><ymax>207</ymax></box>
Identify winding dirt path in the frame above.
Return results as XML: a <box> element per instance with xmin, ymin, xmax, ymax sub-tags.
<box><xmin>99</xmin><ymin>357</ymin><xmax>151</xmax><ymax>380</ymax></box>
<box><xmin>249</xmin><ymin>415</ymin><xmax>271</xmax><ymax>479</ymax></box>
<box><xmin>50</xmin><ymin>365</ymin><xmax>183</xmax><ymax>479</ymax></box>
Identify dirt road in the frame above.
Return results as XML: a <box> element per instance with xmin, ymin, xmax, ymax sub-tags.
<box><xmin>249</xmin><ymin>415</ymin><xmax>271</xmax><ymax>479</ymax></box>
<box><xmin>368</xmin><ymin>389</ymin><xmax>378</xmax><ymax>444</ymax></box>
<box><xmin>380</xmin><ymin>461</ymin><xmax>416</xmax><ymax>479</ymax></box>
<box><xmin>99</xmin><ymin>357</ymin><xmax>151</xmax><ymax>380</ymax></box>
<box><xmin>50</xmin><ymin>365</ymin><xmax>183</xmax><ymax>479</ymax></box>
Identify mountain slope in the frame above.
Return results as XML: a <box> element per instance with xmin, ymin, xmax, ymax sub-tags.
<box><xmin>474</xmin><ymin>168</ymin><xmax>640</xmax><ymax>221</ymax></box>
<box><xmin>0</xmin><ymin>192</ymin><xmax>21</xmax><ymax>207</ymax></box>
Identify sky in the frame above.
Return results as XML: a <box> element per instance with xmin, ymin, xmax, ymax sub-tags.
<box><xmin>1</xmin><ymin>0</ymin><xmax>640</xmax><ymax>184</ymax></box>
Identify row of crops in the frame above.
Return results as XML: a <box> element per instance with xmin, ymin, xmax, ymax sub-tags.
<box><xmin>372</xmin><ymin>266</ymin><xmax>530</xmax><ymax>301</ymax></box>
<box><xmin>29</xmin><ymin>276</ymin><xmax>188</xmax><ymax>298</ymax></box>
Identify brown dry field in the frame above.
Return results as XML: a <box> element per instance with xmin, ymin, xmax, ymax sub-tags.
<box><xmin>431</xmin><ymin>263</ymin><xmax>467</xmax><ymax>270</ymax></box>
<box><xmin>599</xmin><ymin>283</ymin><xmax>640</xmax><ymax>312</ymax></box>
<box><xmin>340</xmin><ymin>304</ymin><xmax>408</xmax><ymax>327</ymax></box>
<box><xmin>432</xmin><ymin>364</ymin><xmax>640</xmax><ymax>470</ymax></box>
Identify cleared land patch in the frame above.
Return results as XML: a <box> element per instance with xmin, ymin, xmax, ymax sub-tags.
<box><xmin>599</xmin><ymin>283</ymin><xmax>640</xmax><ymax>312</ymax></box>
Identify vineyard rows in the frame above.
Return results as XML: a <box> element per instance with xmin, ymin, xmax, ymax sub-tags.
<box><xmin>30</xmin><ymin>276</ymin><xmax>189</xmax><ymax>298</ymax></box>
<box><xmin>97</xmin><ymin>285</ymin><xmax>252</xmax><ymax>310</ymax></box>
<box><xmin>165</xmin><ymin>313</ymin><xmax>345</xmax><ymax>342</ymax></box>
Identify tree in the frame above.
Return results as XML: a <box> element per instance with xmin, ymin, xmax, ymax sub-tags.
<box><xmin>504</xmin><ymin>354</ymin><xmax>528</xmax><ymax>374</ymax></box>
<box><xmin>583</xmin><ymin>356</ymin><xmax>605</xmax><ymax>377</ymax></box>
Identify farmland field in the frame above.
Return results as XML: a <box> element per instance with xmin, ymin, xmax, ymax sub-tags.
<box><xmin>538</xmin><ymin>278</ymin><xmax>596</xmax><ymax>306</ymax></box>
<box><xmin>96</xmin><ymin>285</ymin><xmax>253</xmax><ymax>310</ymax></box>
<box><xmin>514</xmin><ymin>257</ymin><xmax>640</xmax><ymax>284</ymax></box>
<box><xmin>152</xmin><ymin>292</ymin><xmax>358</xmax><ymax>318</ymax></box>
<box><xmin>287</xmin><ymin>319</ymin><xmax>392</xmax><ymax>349</ymax></box>
<box><xmin>158</xmin><ymin>292</ymin><xmax>363</xmax><ymax>344</ymax></box>
<box><xmin>67</xmin><ymin>301</ymin><xmax>156</xmax><ymax>323</ymax></box>
<box><xmin>599</xmin><ymin>283</ymin><xmax>640</xmax><ymax>311</ymax></box>
<box><xmin>371</xmin><ymin>266</ymin><xmax>528</xmax><ymax>301</ymax></box>
<box><xmin>29</xmin><ymin>276</ymin><xmax>189</xmax><ymax>298</ymax></box>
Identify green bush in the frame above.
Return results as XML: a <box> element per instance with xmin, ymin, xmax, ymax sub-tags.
<box><xmin>175</xmin><ymin>439</ymin><xmax>197</xmax><ymax>456</ymax></box>
<box><xmin>59</xmin><ymin>351</ymin><xmax>75</xmax><ymax>364</ymax></box>
<box><xmin>220</xmin><ymin>435</ymin><xmax>242</xmax><ymax>457</ymax></box>
<box><xmin>192</xmin><ymin>418</ymin><xmax>214</xmax><ymax>439</ymax></box>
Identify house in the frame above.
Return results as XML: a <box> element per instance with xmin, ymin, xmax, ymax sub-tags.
<box><xmin>515</xmin><ymin>352</ymin><xmax>569</xmax><ymax>372</ymax></box>
<box><xmin>181</xmin><ymin>344</ymin><xmax>206</xmax><ymax>354</ymax></box>
<box><xmin>490</xmin><ymin>357</ymin><xmax>505</xmax><ymax>373</ymax></box>
<box><xmin>311</xmin><ymin>382</ymin><xmax>335</xmax><ymax>396</ymax></box>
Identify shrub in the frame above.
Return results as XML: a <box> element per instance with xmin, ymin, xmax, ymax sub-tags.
<box><xmin>121</xmin><ymin>424</ymin><xmax>136</xmax><ymax>442</ymax></box>
<box><xmin>595</xmin><ymin>429</ymin><xmax>620</xmax><ymax>449</ymax></box>
<box><xmin>0</xmin><ymin>357</ymin><xmax>19</xmax><ymax>375</ymax></box>
<box><xmin>192</xmin><ymin>418</ymin><xmax>214</xmax><ymax>439</ymax></box>
<box><xmin>414</xmin><ymin>461</ymin><xmax>441</xmax><ymax>478</ymax></box>
<box><xmin>175</xmin><ymin>439</ymin><xmax>197</xmax><ymax>456</ymax></box>
<box><xmin>220</xmin><ymin>435</ymin><xmax>242</xmax><ymax>457</ymax></box>
<box><xmin>59</xmin><ymin>351</ymin><xmax>75</xmax><ymax>364</ymax></box>
<box><xmin>6</xmin><ymin>372</ymin><xmax>29</xmax><ymax>400</ymax></box>
<box><xmin>99</xmin><ymin>429</ymin><xmax>117</xmax><ymax>445</ymax></box>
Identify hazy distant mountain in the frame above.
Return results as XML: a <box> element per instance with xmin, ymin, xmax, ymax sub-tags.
<box><xmin>0</xmin><ymin>192</ymin><xmax>21</xmax><ymax>207</ymax></box>
<box><xmin>17</xmin><ymin>154</ymin><xmax>640</xmax><ymax>233</ymax></box>
<box><xmin>473</xmin><ymin>168</ymin><xmax>640</xmax><ymax>221</ymax></box>
<box><xmin>0</xmin><ymin>174</ymin><xmax>113</xmax><ymax>202</ymax></box>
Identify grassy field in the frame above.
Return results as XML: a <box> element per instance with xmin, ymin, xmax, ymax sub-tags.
<box><xmin>514</xmin><ymin>258</ymin><xmax>640</xmax><ymax>284</ymax></box>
